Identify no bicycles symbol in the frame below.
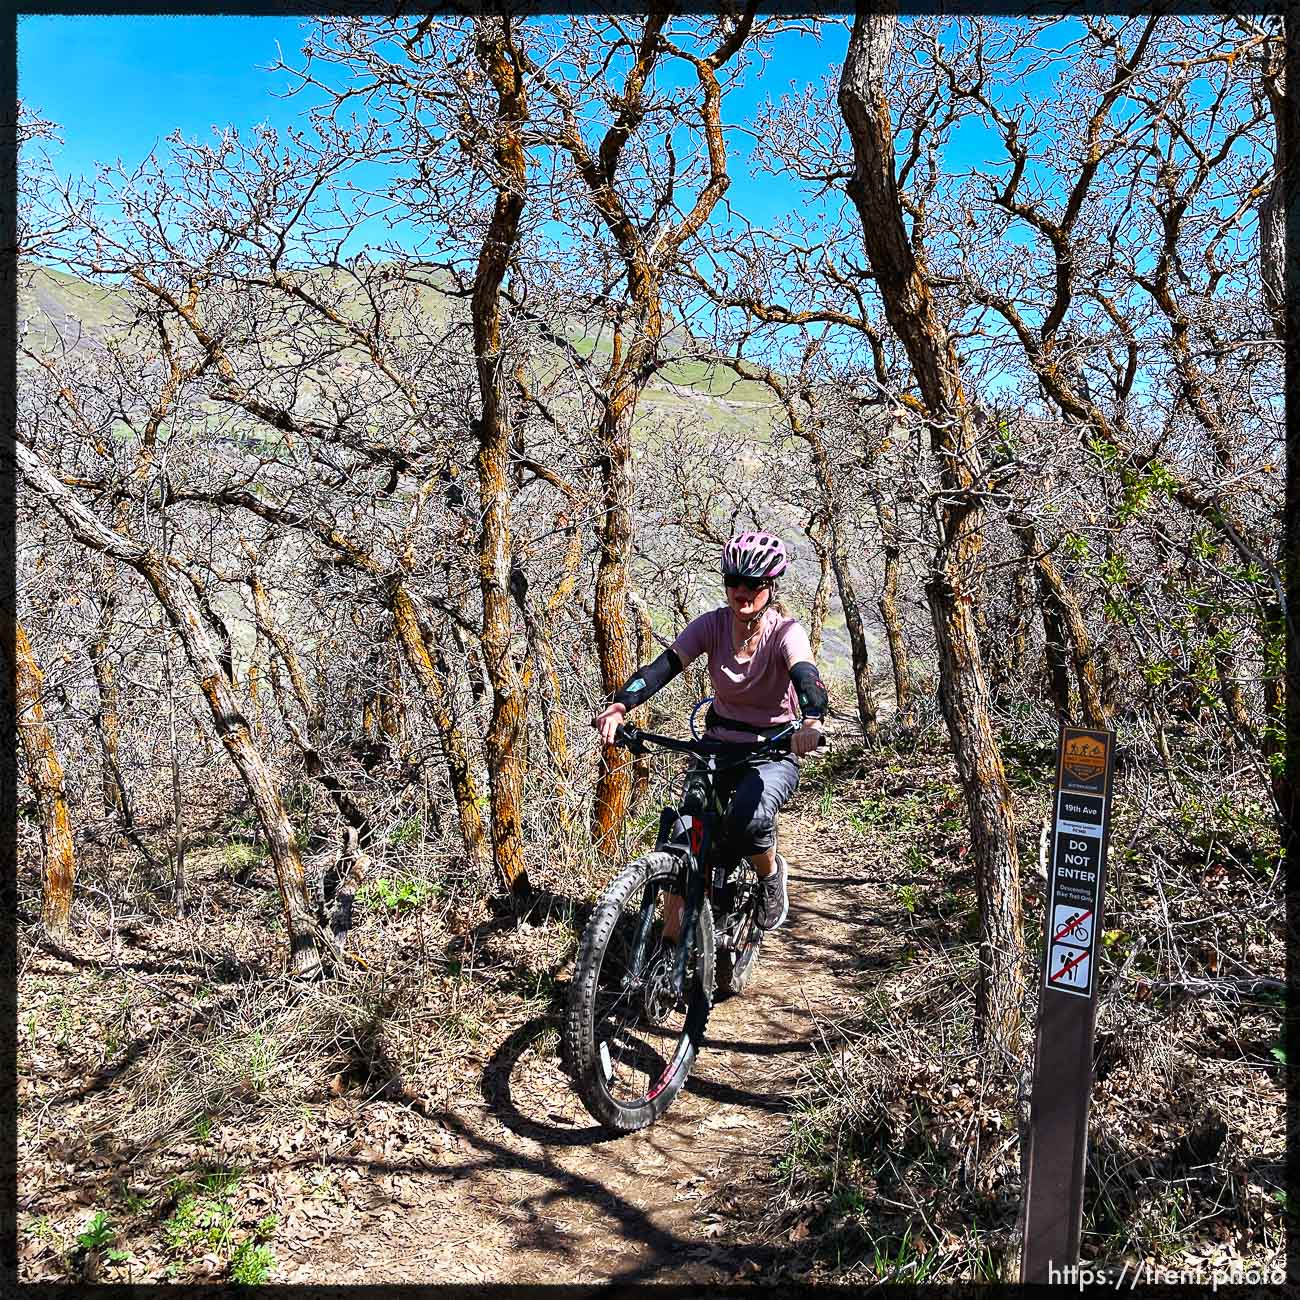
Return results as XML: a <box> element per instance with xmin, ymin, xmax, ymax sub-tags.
<box><xmin>1052</xmin><ymin>904</ymin><xmax>1091</xmax><ymax>948</ymax></box>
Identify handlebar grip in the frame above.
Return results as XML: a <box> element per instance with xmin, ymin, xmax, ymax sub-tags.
<box><xmin>613</xmin><ymin>722</ymin><xmax>645</xmax><ymax>752</ymax></box>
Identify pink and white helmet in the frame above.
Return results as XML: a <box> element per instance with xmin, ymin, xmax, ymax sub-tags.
<box><xmin>722</xmin><ymin>530</ymin><xmax>789</xmax><ymax>579</ymax></box>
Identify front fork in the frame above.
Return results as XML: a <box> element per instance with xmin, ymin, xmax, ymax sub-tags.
<box><xmin>673</xmin><ymin>861</ymin><xmax>707</xmax><ymax>998</ymax></box>
<box><xmin>625</xmin><ymin>846</ymin><xmax>696</xmax><ymax>986</ymax></box>
<box><xmin>630</xmin><ymin>805</ymin><xmax>714</xmax><ymax>999</ymax></box>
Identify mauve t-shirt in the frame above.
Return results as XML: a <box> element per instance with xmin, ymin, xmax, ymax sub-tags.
<box><xmin>671</xmin><ymin>606</ymin><xmax>814</xmax><ymax>740</ymax></box>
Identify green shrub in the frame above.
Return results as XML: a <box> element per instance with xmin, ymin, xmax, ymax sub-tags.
<box><xmin>388</xmin><ymin>815</ymin><xmax>423</xmax><ymax>849</ymax></box>
<box><xmin>76</xmin><ymin>1210</ymin><xmax>115</xmax><ymax>1252</ymax></box>
<box><xmin>230</xmin><ymin>1239</ymin><xmax>276</xmax><ymax>1284</ymax></box>
<box><xmin>362</xmin><ymin>874</ymin><xmax>438</xmax><ymax>913</ymax></box>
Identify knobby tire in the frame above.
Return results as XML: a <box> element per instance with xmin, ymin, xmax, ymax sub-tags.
<box><xmin>716</xmin><ymin>859</ymin><xmax>763</xmax><ymax>997</ymax></box>
<box><xmin>712</xmin><ymin>857</ymin><xmax>759</xmax><ymax>998</ymax></box>
<box><xmin>565</xmin><ymin>851</ymin><xmax>714</xmax><ymax>1132</ymax></box>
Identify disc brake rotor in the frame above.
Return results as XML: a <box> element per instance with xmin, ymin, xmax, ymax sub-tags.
<box><xmin>642</xmin><ymin>948</ymin><xmax>678</xmax><ymax>1022</ymax></box>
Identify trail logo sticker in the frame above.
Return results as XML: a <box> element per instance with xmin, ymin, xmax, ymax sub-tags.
<box><xmin>1062</xmin><ymin>734</ymin><xmax>1107</xmax><ymax>786</ymax></box>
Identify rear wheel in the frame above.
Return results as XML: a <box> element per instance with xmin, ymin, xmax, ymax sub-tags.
<box><xmin>565</xmin><ymin>852</ymin><xmax>714</xmax><ymax>1132</ymax></box>
<box><xmin>716</xmin><ymin>859</ymin><xmax>763</xmax><ymax>997</ymax></box>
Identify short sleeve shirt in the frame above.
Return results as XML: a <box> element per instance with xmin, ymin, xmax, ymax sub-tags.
<box><xmin>671</xmin><ymin>606</ymin><xmax>814</xmax><ymax>740</ymax></box>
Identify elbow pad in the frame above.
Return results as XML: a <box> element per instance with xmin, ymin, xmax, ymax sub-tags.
<box><xmin>791</xmin><ymin>661</ymin><xmax>829</xmax><ymax>718</ymax></box>
<box><xmin>612</xmin><ymin>648</ymin><xmax>683</xmax><ymax>710</ymax></box>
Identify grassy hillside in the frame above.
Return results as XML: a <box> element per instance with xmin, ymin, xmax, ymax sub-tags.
<box><xmin>17</xmin><ymin>258</ymin><xmax>877</xmax><ymax>680</ymax></box>
<box><xmin>20</xmin><ymin>264</ymin><xmax>134</xmax><ymax>345</ymax></box>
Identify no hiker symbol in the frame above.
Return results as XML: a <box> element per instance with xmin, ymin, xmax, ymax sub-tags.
<box><xmin>1048</xmin><ymin>944</ymin><xmax>1090</xmax><ymax>988</ymax></box>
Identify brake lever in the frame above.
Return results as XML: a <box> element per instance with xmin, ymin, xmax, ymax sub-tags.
<box><xmin>614</xmin><ymin>723</ymin><xmax>648</xmax><ymax>755</ymax></box>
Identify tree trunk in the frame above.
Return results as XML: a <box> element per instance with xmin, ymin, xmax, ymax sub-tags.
<box><xmin>518</xmin><ymin>520</ymin><xmax>582</xmax><ymax>837</ymax></box>
<box><xmin>89</xmin><ymin>601</ymin><xmax>132</xmax><ymax>826</ymax></box>
<box><xmin>520</xmin><ymin>614</ymin><xmax>576</xmax><ymax>837</ymax></box>
<box><xmin>15</xmin><ymin>442</ymin><xmax>327</xmax><ymax>976</ymax></box>
<box><xmin>12</xmin><ymin>620</ymin><xmax>77</xmax><ymax>935</ymax></box>
<box><xmin>469</xmin><ymin>16</ymin><xmax>534</xmax><ymax>902</ymax></box>
<box><xmin>758</xmin><ymin>377</ymin><xmax>880</xmax><ymax>739</ymax></box>
<box><xmin>556</xmin><ymin>7</ymin><xmax>755</xmax><ymax>857</ymax></box>
<box><xmin>1013</xmin><ymin>515</ymin><xmax>1111</xmax><ymax>730</ymax></box>
<box><xmin>840</xmin><ymin>6</ymin><xmax>1023</xmax><ymax>1056</ymax></box>
<box><xmin>473</xmin><ymin>420</ymin><xmax>532</xmax><ymax>898</ymax></box>
<box><xmin>360</xmin><ymin>635</ymin><xmax>406</xmax><ymax>772</ymax></box>
<box><xmin>163</xmin><ymin>636</ymin><xmax>186</xmax><ymax>911</ymax></box>
<box><xmin>1041</xmin><ymin>600</ymin><xmax>1073</xmax><ymax>720</ymax></box>
<box><xmin>927</xmin><ymin>570</ymin><xmax>1026</xmax><ymax>1055</ymax></box>
<box><xmin>1197</xmin><ymin>541</ymin><xmax>1254</xmax><ymax>739</ymax></box>
<box><xmin>591</xmin><ymin>395</ymin><xmax>638</xmax><ymax>858</ymax></box>
<box><xmin>829</xmin><ymin>529</ymin><xmax>879</xmax><ymax>741</ymax></box>
<box><xmin>805</xmin><ymin>515</ymin><xmax>832</xmax><ymax>661</ymax></box>
<box><xmin>630</xmin><ymin>594</ymin><xmax>654</xmax><ymax>808</ymax></box>
<box><xmin>804</xmin><ymin>434</ymin><xmax>878</xmax><ymax>739</ymax></box>
<box><xmin>874</xmin><ymin>491</ymin><xmax>913</xmax><ymax>727</ymax></box>
<box><xmin>245</xmin><ymin>561</ymin><xmax>374</xmax><ymax>943</ymax></box>
<box><xmin>994</xmin><ymin>561</ymin><xmax>1033</xmax><ymax>706</ymax></box>
<box><xmin>388</xmin><ymin>581</ymin><xmax>489</xmax><ymax>877</ymax></box>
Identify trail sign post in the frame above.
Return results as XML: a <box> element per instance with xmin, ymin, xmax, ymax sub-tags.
<box><xmin>1020</xmin><ymin>726</ymin><xmax>1116</xmax><ymax>1282</ymax></box>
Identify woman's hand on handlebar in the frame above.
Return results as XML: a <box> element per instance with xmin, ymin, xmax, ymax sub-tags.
<box><xmin>592</xmin><ymin>701</ymin><xmax>627</xmax><ymax>746</ymax></box>
<box><xmin>792</xmin><ymin>719</ymin><xmax>825</xmax><ymax>757</ymax></box>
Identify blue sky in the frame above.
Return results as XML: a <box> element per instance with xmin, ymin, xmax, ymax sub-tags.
<box><xmin>22</xmin><ymin>16</ymin><xmax>1259</xmax><ymax>416</ymax></box>
<box><xmin>20</xmin><ymin>16</ymin><xmax>314</xmax><ymax>171</ymax></box>
<box><xmin>19</xmin><ymin>14</ymin><xmax>854</xmax><ymax>229</ymax></box>
<box><xmin>14</xmin><ymin>13</ymin><xmax>1089</xmax><ymax>394</ymax></box>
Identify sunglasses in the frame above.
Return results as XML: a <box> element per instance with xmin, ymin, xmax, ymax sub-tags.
<box><xmin>724</xmin><ymin>576</ymin><xmax>771</xmax><ymax>591</ymax></box>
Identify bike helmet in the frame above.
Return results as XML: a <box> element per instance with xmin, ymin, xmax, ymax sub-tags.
<box><xmin>722</xmin><ymin>530</ymin><xmax>789</xmax><ymax>579</ymax></box>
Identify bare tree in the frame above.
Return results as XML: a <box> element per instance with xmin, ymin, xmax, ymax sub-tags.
<box><xmin>839</xmin><ymin>8</ymin><xmax>1024</xmax><ymax>1053</ymax></box>
<box><xmin>520</xmin><ymin>8</ymin><xmax>763</xmax><ymax>854</ymax></box>
<box><xmin>15</xmin><ymin>444</ymin><xmax>333</xmax><ymax>976</ymax></box>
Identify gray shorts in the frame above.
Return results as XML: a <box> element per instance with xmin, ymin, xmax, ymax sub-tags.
<box><xmin>659</xmin><ymin>751</ymin><xmax>799</xmax><ymax>859</ymax></box>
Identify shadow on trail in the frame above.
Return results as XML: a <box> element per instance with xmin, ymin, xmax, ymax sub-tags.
<box><xmin>480</xmin><ymin>1012</ymin><xmax>618</xmax><ymax>1148</ymax></box>
<box><xmin>464</xmin><ymin>885</ymin><xmax>597</xmax><ymax>932</ymax></box>
<box><xmin>414</xmin><ymin>1108</ymin><xmax>699</xmax><ymax>1274</ymax></box>
<box><xmin>28</xmin><ymin>933</ymin><xmax>270</xmax><ymax>985</ymax></box>
<box><xmin>25</xmin><ymin>966</ymin><xmax>271</xmax><ymax>1115</ymax></box>
<box><xmin>701</xmin><ymin>1033</ymin><xmax>819</xmax><ymax>1056</ymax></box>
<box><xmin>681</xmin><ymin>1071</ymin><xmax>794</xmax><ymax>1115</ymax></box>
<box><xmin>793</xmin><ymin>871</ymin><xmax>881</xmax><ymax>888</ymax></box>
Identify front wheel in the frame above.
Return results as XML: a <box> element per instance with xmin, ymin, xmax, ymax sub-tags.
<box><xmin>564</xmin><ymin>851</ymin><xmax>714</xmax><ymax>1132</ymax></box>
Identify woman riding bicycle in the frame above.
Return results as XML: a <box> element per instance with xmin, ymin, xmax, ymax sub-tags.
<box><xmin>593</xmin><ymin>530</ymin><xmax>829</xmax><ymax>934</ymax></box>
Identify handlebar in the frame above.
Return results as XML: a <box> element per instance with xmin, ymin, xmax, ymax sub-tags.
<box><xmin>611</xmin><ymin>720</ymin><xmax>825</xmax><ymax>760</ymax></box>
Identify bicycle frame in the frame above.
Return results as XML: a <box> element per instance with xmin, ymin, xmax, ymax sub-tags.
<box><xmin>615</xmin><ymin>720</ymin><xmax>799</xmax><ymax>1001</ymax></box>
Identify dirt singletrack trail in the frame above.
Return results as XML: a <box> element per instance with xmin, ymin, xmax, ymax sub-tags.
<box><xmin>279</xmin><ymin>811</ymin><xmax>890</xmax><ymax>1285</ymax></box>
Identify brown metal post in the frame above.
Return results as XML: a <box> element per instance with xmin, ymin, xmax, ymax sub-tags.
<box><xmin>1021</xmin><ymin>726</ymin><xmax>1116</xmax><ymax>1282</ymax></box>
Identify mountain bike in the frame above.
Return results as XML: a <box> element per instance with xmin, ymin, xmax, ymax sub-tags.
<box><xmin>564</xmin><ymin>719</ymin><xmax>815</xmax><ymax>1132</ymax></box>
